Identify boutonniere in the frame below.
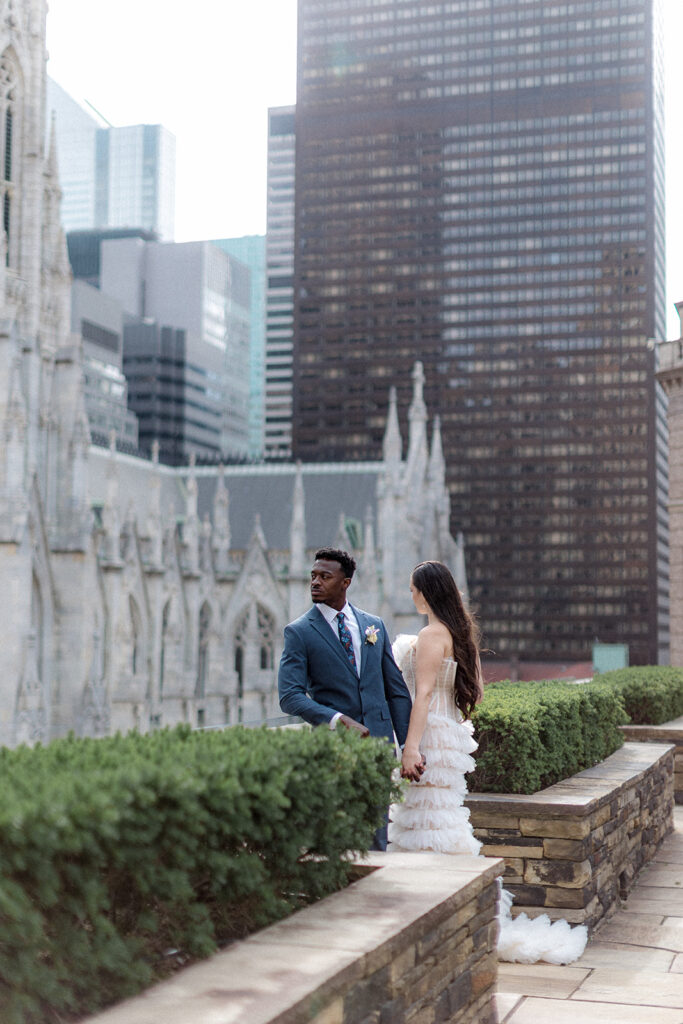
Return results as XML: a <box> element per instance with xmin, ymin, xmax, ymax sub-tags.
<box><xmin>365</xmin><ymin>625</ymin><xmax>380</xmax><ymax>645</ymax></box>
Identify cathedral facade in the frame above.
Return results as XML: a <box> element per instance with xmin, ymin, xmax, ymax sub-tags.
<box><xmin>0</xmin><ymin>1</ymin><xmax>466</xmax><ymax>746</ymax></box>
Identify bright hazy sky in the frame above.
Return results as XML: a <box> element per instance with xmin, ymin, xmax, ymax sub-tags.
<box><xmin>46</xmin><ymin>0</ymin><xmax>683</xmax><ymax>338</ymax></box>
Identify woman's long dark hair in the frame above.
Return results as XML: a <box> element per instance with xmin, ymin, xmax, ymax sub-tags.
<box><xmin>411</xmin><ymin>560</ymin><xmax>481</xmax><ymax>720</ymax></box>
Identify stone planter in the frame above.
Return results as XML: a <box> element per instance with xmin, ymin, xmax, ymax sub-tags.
<box><xmin>465</xmin><ymin>741</ymin><xmax>674</xmax><ymax>931</ymax></box>
<box><xmin>620</xmin><ymin>718</ymin><xmax>683</xmax><ymax>802</ymax></box>
<box><xmin>84</xmin><ymin>852</ymin><xmax>503</xmax><ymax>1024</ymax></box>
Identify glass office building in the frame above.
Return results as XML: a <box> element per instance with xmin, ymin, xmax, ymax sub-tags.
<box><xmin>292</xmin><ymin>0</ymin><xmax>668</xmax><ymax>664</ymax></box>
<box><xmin>265</xmin><ymin>106</ymin><xmax>296</xmax><ymax>459</ymax></box>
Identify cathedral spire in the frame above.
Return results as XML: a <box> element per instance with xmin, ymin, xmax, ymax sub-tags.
<box><xmin>46</xmin><ymin>112</ymin><xmax>59</xmax><ymax>184</ymax></box>
<box><xmin>182</xmin><ymin>453</ymin><xmax>199</xmax><ymax>574</ymax></box>
<box><xmin>212</xmin><ymin>464</ymin><xmax>231</xmax><ymax>574</ymax></box>
<box><xmin>145</xmin><ymin>440</ymin><xmax>163</xmax><ymax>566</ymax></box>
<box><xmin>382</xmin><ymin>386</ymin><xmax>402</xmax><ymax>465</ymax></box>
<box><xmin>428</xmin><ymin>415</ymin><xmax>446</xmax><ymax>486</ymax></box>
<box><xmin>289</xmin><ymin>461</ymin><xmax>307</xmax><ymax>576</ymax></box>
<box><xmin>101</xmin><ymin>432</ymin><xmax>121</xmax><ymax>562</ymax></box>
<box><xmin>405</xmin><ymin>362</ymin><xmax>428</xmax><ymax>486</ymax></box>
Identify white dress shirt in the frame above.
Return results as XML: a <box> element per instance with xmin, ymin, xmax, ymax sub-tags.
<box><xmin>316</xmin><ymin>601</ymin><xmax>362</xmax><ymax>729</ymax></box>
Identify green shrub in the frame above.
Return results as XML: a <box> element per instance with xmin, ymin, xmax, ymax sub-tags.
<box><xmin>0</xmin><ymin>725</ymin><xmax>399</xmax><ymax>1024</ymax></box>
<box><xmin>596</xmin><ymin>666</ymin><xmax>683</xmax><ymax>725</ymax></box>
<box><xmin>470</xmin><ymin>678</ymin><xmax>627</xmax><ymax>794</ymax></box>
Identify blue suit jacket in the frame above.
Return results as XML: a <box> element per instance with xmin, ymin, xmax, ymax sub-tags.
<box><xmin>278</xmin><ymin>604</ymin><xmax>412</xmax><ymax>745</ymax></box>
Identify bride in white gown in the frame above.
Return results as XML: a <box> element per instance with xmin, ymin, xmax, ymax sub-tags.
<box><xmin>388</xmin><ymin>560</ymin><xmax>587</xmax><ymax>965</ymax></box>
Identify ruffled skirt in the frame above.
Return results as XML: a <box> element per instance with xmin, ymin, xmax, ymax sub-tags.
<box><xmin>388</xmin><ymin>713</ymin><xmax>588</xmax><ymax>965</ymax></box>
<box><xmin>388</xmin><ymin>713</ymin><xmax>482</xmax><ymax>857</ymax></box>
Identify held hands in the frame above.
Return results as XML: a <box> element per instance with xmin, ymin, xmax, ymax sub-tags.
<box><xmin>400</xmin><ymin>746</ymin><xmax>427</xmax><ymax>782</ymax></box>
<box><xmin>338</xmin><ymin>714</ymin><xmax>371</xmax><ymax>738</ymax></box>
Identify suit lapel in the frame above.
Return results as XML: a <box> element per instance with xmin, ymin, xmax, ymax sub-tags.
<box><xmin>351</xmin><ymin>606</ymin><xmax>369</xmax><ymax>676</ymax></box>
<box><xmin>307</xmin><ymin>607</ymin><xmax>357</xmax><ymax>677</ymax></box>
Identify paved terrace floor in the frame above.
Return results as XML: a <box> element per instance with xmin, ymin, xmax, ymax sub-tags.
<box><xmin>494</xmin><ymin>804</ymin><xmax>683</xmax><ymax>1023</ymax></box>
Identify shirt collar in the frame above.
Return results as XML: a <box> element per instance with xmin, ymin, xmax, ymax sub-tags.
<box><xmin>317</xmin><ymin>601</ymin><xmax>351</xmax><ymax>625</ymax></box>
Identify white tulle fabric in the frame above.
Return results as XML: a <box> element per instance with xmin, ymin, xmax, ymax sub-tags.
<box><xmin>388</xmin><ymin>635</ymin><xmax>588</xmax><ymax>966</ymax></box>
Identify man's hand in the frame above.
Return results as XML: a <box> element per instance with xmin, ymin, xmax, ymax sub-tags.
<box><xmin>400</xmin><ymin>750</ymin><xmax>427</xmax><ymax>782</ymax></box>
<box><xmin>338</xmin><ymin>714</ymin><xmax>370</xmax><ymax>738</ymax></box>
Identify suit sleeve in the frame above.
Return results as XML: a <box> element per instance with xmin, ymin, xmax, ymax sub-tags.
<box><xmin>380</xmin><ymin>622</ymin><xmax>413</xmax><ymax>747</ymax></box>
<box><xmin>278</xmin><ymin>622</ymin><xmax>339</xmax><ymax>727</ymax></box>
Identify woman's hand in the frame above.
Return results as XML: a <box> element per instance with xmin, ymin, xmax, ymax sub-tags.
<box><xmin>401</xmin><ymin>746</ymin><xmax>426</xmax><ymax>782</ymax></box>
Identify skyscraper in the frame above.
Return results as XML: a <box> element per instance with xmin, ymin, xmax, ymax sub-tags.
<box><xmin>265</xmin><ymin>106</ymin><xmax>296</xmax><ymax>459</ymax></box>
<box><xmin>292</xmin><ymin>0</ymin><xmax>668</xmax><ymax>665</ymax></box>
<box><xmin>213</xmin><ymin>235</ymin><xmax>267</xmax><ymax>459</ymax></box>
<box><xmin>47</xmin><ymin>78</ymin><xmax>176</xmax><ymax>239</ymax></box>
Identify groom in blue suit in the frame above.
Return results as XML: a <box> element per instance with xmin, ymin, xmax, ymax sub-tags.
<box><xmin>278</xmin><ymin>548</ymin><xmax>413</xmax><ymax>847</ymax></box>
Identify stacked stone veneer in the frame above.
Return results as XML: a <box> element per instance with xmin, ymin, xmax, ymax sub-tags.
<box><xmin>466</xmin><ymin>741</ymin><xmax>674</xmax><ymax>930</ymax></box>
<box><xmin>621</xmin><ymin>719</ymin><xmax>683</xmax><ymax>803</ymax></box>
<box><xmin>85</xmin><ymin>852</ymin><xmax>503</xmax><ymax>1024</ymax></box>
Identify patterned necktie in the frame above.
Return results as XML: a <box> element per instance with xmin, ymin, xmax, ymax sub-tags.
<box><xmin>337</xmin><ymin>611</ymin><xmax>357</xmax><ymax>672</ymax></box>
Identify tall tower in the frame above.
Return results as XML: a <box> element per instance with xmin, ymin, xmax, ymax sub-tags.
<box><xmin>292</xmin><ymin>0</ymin><xmax>668</xmax><ymax>666</ymax></box>
<box><xmin>265</xmin><ymin>106</ymin><xmax>295</xmax><ymax>459</ymax></box>
<box><xmin>0</xmin><ymin>0</ymin><xmax>97</xmax><ymax>744</ymax></box>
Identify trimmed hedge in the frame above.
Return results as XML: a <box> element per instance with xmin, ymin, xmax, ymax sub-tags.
<box><xmin>596</xmin><ymin>665</ymin><xmax>683</xmax><ymax>725</ymax></box>
<box><xmin>470</xmin><ymin>678</ymin><xmax>627</xmax><ymax>794</ymax></box>
<box><xmin>0</xmin><ymin>725</ymin><xmax>398</xmax><ymax>1024</ymax></box>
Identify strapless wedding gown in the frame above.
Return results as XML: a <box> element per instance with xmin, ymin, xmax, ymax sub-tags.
<box><xmin>388</xmin><ymin>636</ymin><xmax>587</xmax><ymax>965</ymax></box>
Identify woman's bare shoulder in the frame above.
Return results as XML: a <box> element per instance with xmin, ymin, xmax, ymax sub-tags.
<box><xmin>417</xmin><ymin>622</ymin><xmax>451</xmax><ymax>657</ymax></box>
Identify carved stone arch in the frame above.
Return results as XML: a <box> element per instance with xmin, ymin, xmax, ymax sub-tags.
<box><xmin>129</xmin><ymin>593</ymin><xmax>144</xmax><ymax>678</ymax></box>
<box><xmin>158</xmin><ymin>584</ymin><xmax>189</xmax><ymax>702</ymax></box>
<box><xmin>256</xmin><ymin>603</ymin><xmax>275</xmax><ymax>671</ymax></box>
<box><xmin>79</xmin><ymin>565</ymin><xmax>110</xmax><ymax>739</ymax></box>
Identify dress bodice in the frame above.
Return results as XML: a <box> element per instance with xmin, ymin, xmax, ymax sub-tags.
<box><xmin>401</xmin><ymin>644</ymin><xmax>463</xmax><ymax>722</ymax></box>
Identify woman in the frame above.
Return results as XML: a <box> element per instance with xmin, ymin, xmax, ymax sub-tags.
<box><xmin>389</xmin><ymin>560</ymin><xmax>587</xmax><ymax>965</ymax></box>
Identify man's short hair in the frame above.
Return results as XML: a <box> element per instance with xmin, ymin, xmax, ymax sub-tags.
<box><xmin>314</xmin><ymin>547</ymin><xmax>356</xmax><ymax>579</ymax></box>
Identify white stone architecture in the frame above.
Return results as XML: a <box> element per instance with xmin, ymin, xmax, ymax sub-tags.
<box><xmin>0</xmin><ymin>1</ymin><xmax>465</xmax><ymax>746</ymax></box>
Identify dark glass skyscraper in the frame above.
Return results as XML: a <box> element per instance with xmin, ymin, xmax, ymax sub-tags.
<box><xmin>292</xmin><ymin>0</ymin><xmax>668</xmax><ymax>665</ymax></box>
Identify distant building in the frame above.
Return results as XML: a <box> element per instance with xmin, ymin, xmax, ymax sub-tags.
<box><xmin>67</xmin><ymin>227</ymin><xmax>158</xmax><ymax>287</ymax></box>
<box><xmin>656</xmin><ymin>304</ymin><xmax>683</xmax><ymax>667</ymax></box>
<box><xmin>213</xmin><ymin>235</ymin><xmax>266</xmax><ymax>459</ymax></box>
<box><xmin>45</xmin><ymin>78</ymin><xmax>98</xmax><ymax>232</ymax></box>
<box><xmin>70</xmin><ymin>280</ymin><xmax>139</xmax><ymax>447</ymax></box>
<box><xmin>101</xmin><ymin>237</ymin><xmax>251</xmax><ymax>463</ymax></box>
<box><xmin>292</xmin><ymin>0</ymin><xmax>668</xmax><ymax>667</ymax></box>
<box><xmin>96</xmin><ymin>124</ymin><xmax>175</xmax><ymax>241</ymax></box>
<box><xmin>47</xmin><ymin>77</ymin><xmax>176</xmax><ymax>240</ymax></box>
<box><xmin>265</xmin><ymin>106</ymin><xmax>295</xmax><ymax>459</ymax></box>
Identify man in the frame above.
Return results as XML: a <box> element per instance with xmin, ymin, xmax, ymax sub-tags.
<box><xmin>278</xmin><ymin>547</ymin><xmax>413</xmax><ymax>849</ymax></box>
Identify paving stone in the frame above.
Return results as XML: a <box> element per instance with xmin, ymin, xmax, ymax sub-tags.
<box><xmin>624</xmin><ymin>887</ymin><xmax>683</xmax><ymax>913</ymax></box>
<box><xmin>496</xmin><ymin>963</ymin><xmax>589</xmax><ymax>999</ymax></box>
<box><xmin>596</xmin><ymin>920</ymin><xmax>683</xmax><ymax>952</ymax></box>
<box><xmin>505</xmin><ymin>997</ymin><xmax>683</xmax><ymax>1023</ymax></box>
<box><xmin>596</xmin><ymin>910</ymin><xmax>666</xmax><ymax>928</ymax></box>
<box><xmin>492</xmin><ymin>991</ymin><xmax>524</xmax><ymax>1019</ymax></box>
<box><xmin>576</xmin><ymin>966</ymin><xmax>683</xmax><ymax>1007</ymax></box>
<box><xmin>640</xmin><ymin>866</ymin><xmax>683</xmax><ymax>887</ymax></box>
<box><xmin>573</xmin><ymin>940</ymin><xmax>675</xmax><ymax>971</ymax></box>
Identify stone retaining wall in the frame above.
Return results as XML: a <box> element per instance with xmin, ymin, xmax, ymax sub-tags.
<box><xmin>85</xmin><ymin>852</ymin><xmax>503</xmax><ymax>1024</ymax></box>
<box><xmin>620</xmin><ymin>718</ymin><xmax>683</xmax><ymax>802</ymax></box>
<box><xmin>465</xmin><ymin>741</ymin><xmax>674</xmax><ymax>931</ymax></box>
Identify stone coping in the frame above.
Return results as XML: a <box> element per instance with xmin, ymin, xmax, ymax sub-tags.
<box><xmin>84</xmin><ymin>852</ymin><xmax>503</xmax><ymax>1024</ymax></box>
<box><xmin>621</xmin><ymin>717</ymin><xmax>683</xmax><ymax>741</ymax></box>
<box><xmin>465</xmin><ymin>741</ymin><xmax>674</xmax><ymax>816</ymax></box>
